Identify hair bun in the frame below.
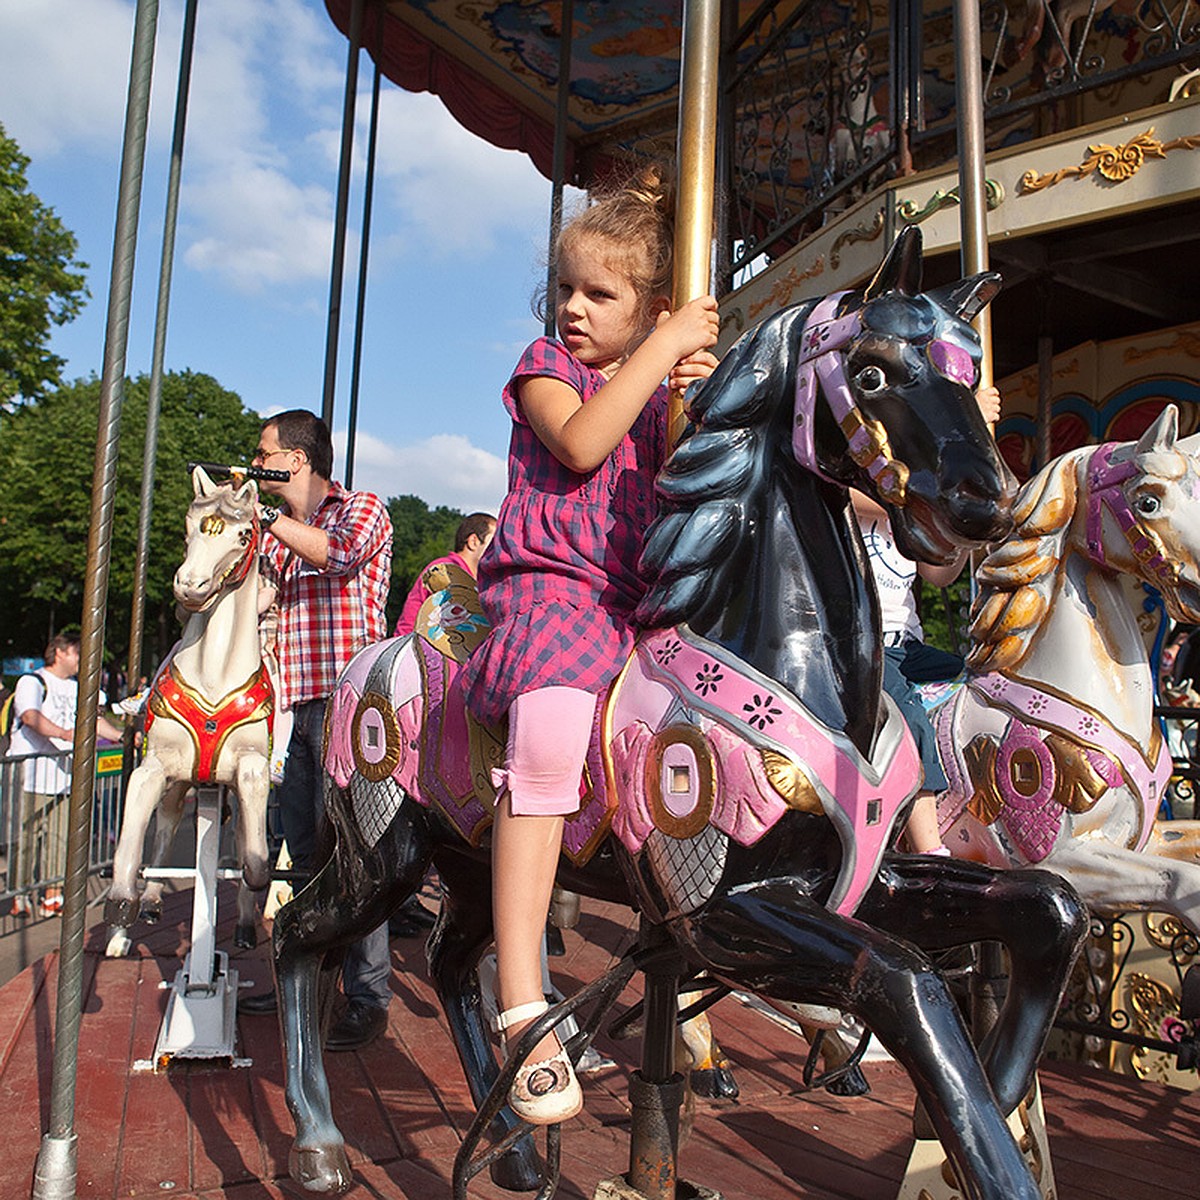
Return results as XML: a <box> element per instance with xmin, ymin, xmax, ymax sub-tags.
<box><xmin>622</xmin><ymin>165</ymin><xmax>672</xmax><ymax>212</ymax></box>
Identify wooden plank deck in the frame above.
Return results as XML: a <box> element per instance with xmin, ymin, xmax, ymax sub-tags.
<box><xmin>1</xmin><ymin>884</ymin><xmax>1197</xmax><ymax>1199</ymax></box>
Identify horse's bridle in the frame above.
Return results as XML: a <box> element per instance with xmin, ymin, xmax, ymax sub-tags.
<box><xmin>792</xmin><ymin>291</ymin><xmax>910</xmax><ymax>505</ymax></box>
<box><xmin>184</xmin><ymin>510</ymin><xmax>260</xmax><ymax>609</ymax></box>
<box><xmin>1084</xmin><ymin>443</ymin><xmax>1178</xmax><ymax>587</ymax></box>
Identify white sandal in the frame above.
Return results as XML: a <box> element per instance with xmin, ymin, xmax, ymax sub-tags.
<box><xmin>494</xmin><ymin>1000</ymin><xmax>583</xmax><ymax>1125</ymax></box>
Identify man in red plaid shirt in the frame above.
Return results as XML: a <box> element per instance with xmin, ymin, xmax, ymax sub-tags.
<box><xmin>239</xmin><ymin>410</ymin><xmax>394</xmax><ymax>1051</ymax></box>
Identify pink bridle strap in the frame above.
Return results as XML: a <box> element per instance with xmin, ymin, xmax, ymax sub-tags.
<box><xmin>793</xmin><ymin>293</ymin><xmax>908</xmax><ymax>504</ymax></box>
<box><xmin>1085</xmin><ymin>443</ymin><xmax>1175</xmax><ymax>586</ymax></box>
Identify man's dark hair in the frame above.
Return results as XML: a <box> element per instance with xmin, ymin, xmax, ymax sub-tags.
<box><xmin>455</xmin><ymin>512</ymin><xmax>496</xmax><ymax>552</ymax></box>
<box><xmin>264</xmin><ymin>410</ymin><xmax>334</xmax><ymax>481</ymax></box>
<box><xmin>45</xmin><ymin>633</ymin><xmax>81</xmax><ymax>666</ymax></box>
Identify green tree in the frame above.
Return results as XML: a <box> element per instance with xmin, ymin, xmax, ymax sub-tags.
<box><xmin>0</xmin><ymin>371</ymin><xmax>261</xmax><ymax>665</ymax></box>
<box><xmin>385</xmin><ymin>494</ymin><xmax>463</xmax><ymax>630</ymax></box>
<box><xmin>0</xmin><ymin>123</ymin><xmax>89</xmax><ymax>404</ymax></box>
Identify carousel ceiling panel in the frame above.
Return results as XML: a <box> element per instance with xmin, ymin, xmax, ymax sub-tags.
<box><xmin>326</xmin><ymin>0</ymin><xmax>693</xmax><ymax>185</ymax></box>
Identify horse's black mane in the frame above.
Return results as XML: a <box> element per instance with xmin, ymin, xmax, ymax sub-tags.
<box><xmin>637</xmin><ymin>301</ymin><xmax>817</xmax><ymax>631</ymax></box>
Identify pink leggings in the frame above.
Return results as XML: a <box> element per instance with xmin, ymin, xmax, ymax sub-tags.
<box><xmin>498</xmin><ymin>686</ymin><xmax>597</xmax><ymax>816</ymax></box>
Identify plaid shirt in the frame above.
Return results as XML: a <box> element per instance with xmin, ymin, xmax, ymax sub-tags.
<box><xmin>262</xmin><ymin>481</ymin><xmax>392</xmax><ymax>709</ymax></box>
<box><xmin>463</xmin><ymin>337</ymin><xmax>667</xmax><ymax>723</ymax></box>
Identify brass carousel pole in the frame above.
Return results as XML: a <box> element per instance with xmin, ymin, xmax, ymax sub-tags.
<box><xmin>544</xmin><ymin>0</ymin><xmax>574</xmax><ymax>339</ymax></box>
<box><xmin>623</xmin><ymin>8</ymin><xmax>722</xmax><ymax>1200</ymax></box>
<box><xmin>667</xmin><ymin>0</ymin><xmax>721</xmax><ymax>449</ymax></box>
<box><xmin>953</xmin><ymin>0</ymin><xmax>993</xmax><ymax>389</ymax></box>
<box><xmin>32</xmin><ymin>3</ymin><xmax>160</xmax><ymax>1197</ymax></box>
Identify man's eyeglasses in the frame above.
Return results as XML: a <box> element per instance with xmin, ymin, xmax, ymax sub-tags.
<box><xmin>251</xmin><ymin>446</ymin><xmax>294</xmax><ymax>464</ymax></box>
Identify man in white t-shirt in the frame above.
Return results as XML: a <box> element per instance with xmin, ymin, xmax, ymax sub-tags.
<box><xmin>9</xmin><ymin>633</ymin><xmax>122</xmax><ymax>915</ymax></box>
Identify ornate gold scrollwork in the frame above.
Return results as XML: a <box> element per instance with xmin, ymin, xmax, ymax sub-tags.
<box><xmin>896</xmin><ymin>179</ymin><xmax>1004</xmax><ymax>225</ymax></box>
<box><xmin>1019</xmin><ymin>127</ymin><xmax>1200</xmax><ymax>193</ymax></box>
<box><xmin>965</xmin><ymin>735</ymin><xmax>1004</xmax><ymax>825</ymax></box>
<box><xmin>830</xmin><ymin>208</ymin><xmax>885</xmax><ymax>269</ymax></box>
<box><xmin>747</xmin><ymin>256</ymin><xmax>826</xmax><ymax>320</ymax></box>
<box><xmin>761</xmin><ymin>749</ymin><xmax>824</xmax><ymax>814</ymax></box>
<box><xmin>839</xmin><ymin>411</ymin><xmax>909</xmax><ymax>505</ymax></box>
<box><xmin>1043</xmin><ymin>731</ymin><xmax>1114</xmax><ymax>814</ymax></box>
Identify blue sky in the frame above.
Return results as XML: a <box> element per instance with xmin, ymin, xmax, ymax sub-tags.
<box><xmin>0</xmin><ymin>0</ymin><xmax>581</xmax><ymax>514</ymax></box>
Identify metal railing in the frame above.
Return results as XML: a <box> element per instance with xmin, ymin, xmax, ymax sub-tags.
<box><xmin>0</xmin><ymin>747</ymin><xmax>125</xmax><ymax>920</ymax></box>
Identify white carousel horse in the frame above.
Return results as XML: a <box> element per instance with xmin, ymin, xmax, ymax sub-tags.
<box><xmin>935</xmin><ymin>405</ymin><xmax>1200</xmax><ymax>927</ymax></box>
<box><xmin>104</xmin><ymin>466</ymin><xmax>274</xmax><ymax>956</ymax></box>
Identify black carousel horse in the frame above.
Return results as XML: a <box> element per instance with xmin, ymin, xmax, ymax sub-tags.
<box><xmin>270</xmin><ymin>228</ymin><xmax>1087</xmax><ymax>1200</ymax></box>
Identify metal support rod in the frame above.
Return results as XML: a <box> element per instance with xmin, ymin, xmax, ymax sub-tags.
<box><xmin>345</xmin><ymin>6</ymin><xmax>383</xmax><ymax>490</ymax></box>
<box><xmin>126</xmin><ymin>0</ymin><xmax>197</xmax><ymax>717</ymax></box>
<box><xmin>543</xmin><ymin>0</ymin><xmax>575</xmax><ymax>338</ymax></box>
<box><xmin>669</xmin><ymin>0</ymin><xmax>722</xmax><ymax>448</ymax></box>
<box><xmin>321</xmin><ymin>0</ymin><xmax>364</xmax><ymax>434</ymax></box>
<box><xmin>32</xmin><ymin>4</ymin><xmax>160</xmax><ymax>1198</ymax></box>
<box><xmin>952</xmin><ymin>0</ymin><xmax>993</xmax><ymax>386</ymax></box>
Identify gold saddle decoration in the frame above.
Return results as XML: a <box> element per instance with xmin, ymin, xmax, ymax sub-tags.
<box><xmin>414</xmin><ymin>561</ymin><xmax>491</xmax><ymax>664</ymax></box>
<box><xmin>964</xmin><ymin>729</ymin><xmax>1119</xmax><ymax>827</ymax></box>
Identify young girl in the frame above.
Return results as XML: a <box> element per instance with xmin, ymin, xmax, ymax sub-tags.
<box><xmin>462</xmin><ymin>174</ymin><xmax>720</xmax><ymax>1123</ymax></box>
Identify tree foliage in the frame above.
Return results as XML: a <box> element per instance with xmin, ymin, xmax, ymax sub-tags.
<box><xmin>0</xmin><ymin>371</ymin><xmax>261</xmax><ymax>665</ymax></box>
<box><xmin>0</xmin><ymin>123</ymin><xmax>89</xmax><ymax>404</ymax></box>
<box><xmin>385</xmin><ymin>494</ymin><xmax>463</xmax><ymax>630</ymax></box>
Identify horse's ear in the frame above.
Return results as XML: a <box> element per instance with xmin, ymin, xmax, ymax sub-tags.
<box><xmin>927</xmin><ymin>271</ymin><xmax>1002</xmax><ymax>321</ymax></box>
<box><xmin>232</xmin><ymin>477</ymin><xmax>258</xmax><ymax>506</ymax></box>
<box><xmin>863</xmin><ymin>226</ymin><xmax>923</xmax><ymax>299</ymax></box>
<box><xmin>1134</xmin><ymin>404</ymin><xmax>1179</xmax><ymax>455</ymax></box>
<box><xmin>193</xmin><ymin>465</ymin><xmax>216</xmax><ymax>497</ymax></box>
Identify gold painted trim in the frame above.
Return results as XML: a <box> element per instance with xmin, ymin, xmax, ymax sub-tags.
<box><xmin>351</xmin><ymin>689</ymin><xmax>402</xmax><ymax>783</ymax></box>
<box><xmin>747</xmin><ymin>256</ymin><xmax>825</xmax><ymax>321</ymax></box>
<box><xmin>645</xmin><ymin>724</ymin><xmax>715</xmax><ymax>840</ymax></box>
<box><xmin>896</xmin><ymin>179</ymin><xmax>1004</xmax><ymax>225</ymax></box>
<box><xmin>760</xmin><ymin>750</ymin><xmax>823</xmax><ymax>814</ymax></box>
<box><xmin>829</xmin><ymin>208</ymin><xmax>885</xmax><ymax>269</ymax></box>
<box><xmin>1019</xmin><ymin>126</ymin><xmax>1200</xmax><ymax>194</ymax></box>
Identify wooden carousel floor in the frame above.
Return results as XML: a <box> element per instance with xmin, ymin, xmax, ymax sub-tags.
<box><xmin>0</xmin><ymin>884</ymin><xmax>1196</xmax><ymax>1200</ymax></box>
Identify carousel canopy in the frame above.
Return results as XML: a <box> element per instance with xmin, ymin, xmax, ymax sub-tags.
<box><xmin>325</xmin><ymin>0</ymin><xmax>714</xmax><ymax>187</ymax></box>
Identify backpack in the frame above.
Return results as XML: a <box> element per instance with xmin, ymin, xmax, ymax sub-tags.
<box><xmin>0</xmin><ymin>672</ymin><xmax>47</xmax><ymax>755</ymax></box>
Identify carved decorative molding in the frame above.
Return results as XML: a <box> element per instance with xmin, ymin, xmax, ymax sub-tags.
<box><xmin>1019</xmin><ymin>127</ymin><xmax>1200</xmax><ymax>194</ymax></box>
<box><xmin>747</xmin><ymin>256</ymin><xmax>825</xmax><ymax>320</ymax></box>
<box><xmin>830</xmin><ymin>208</ymin><xmax>885</xmax><ymax>268</ymax></box>
<box><xmin>896</xmin><ymin>179</ymin><xmax>1004</xmax><ymax>225</ymax></box>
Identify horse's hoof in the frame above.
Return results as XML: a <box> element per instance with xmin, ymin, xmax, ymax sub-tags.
<box><xmin>488</xmin><ymin>1137</ymin><xmax>542</xmax><ymax>1193</ymax></box>
<box><xmin>234</xmin><ymin>921</ymin><xmax>257</xmax><ymax>950</ymax></box>
<box><xmin>104</xmin><ymin>895</ymin><xmax>140</xmax><ymax>928</ymax></box>
<box><xmin>105</xmin><ymin>928</ymin><xmax>133</xmax><ymax>959</ymax></box>
<box><xmin>825</xmin><ymin>1065</ymin><xmax>870</xmax><ymax>1097</ymax></box>
<box><xmin>691</xmin><ymin>1065</ymin><xmax>740</xmax><ymax>1100</ymax></box>
<box><xmin>288</xmin><ymin>1145</ymin><xmax>353</xmax><ymax>1194</ymax></box>
<box><xmin>140</xmin><ymin>899</ymin><xmax>162</xmax><ymax>924</ymax></box>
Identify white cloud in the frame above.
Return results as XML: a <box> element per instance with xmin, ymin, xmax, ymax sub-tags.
<box><xmin>370</xmin><ymin>90</ymin><xmax>558</xmax><ymax>256</ymax></box>
<box><xmin>183</xmin><ymin>159</ymin><xmax>336</xmax><ymax>291</ymax></box>
<box><xmin>0</xmin><ymin>0</ymin><xmax>160</xmax><ymax>155</ymax></box>
<box><xmin>337</xmin><ymin>429</ymin><xmax>507</xmax><ymax>513</ymax></box>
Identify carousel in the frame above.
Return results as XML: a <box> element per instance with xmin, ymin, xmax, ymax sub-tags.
<box><xmin>10</xmin><ymin>4</ymin><xmax>1200</xmax><ymax>1200</ymax></box>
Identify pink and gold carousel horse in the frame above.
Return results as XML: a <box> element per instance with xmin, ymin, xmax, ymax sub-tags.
<box><xmin>936</xmin><ymin>405</ymin><xmax>1200</xmax><ymax>928</ymax></box>
<box><xmin>272</xmin><ymin>229</ymin><xmax>1087</xmax><ymax>1200</ymax></box>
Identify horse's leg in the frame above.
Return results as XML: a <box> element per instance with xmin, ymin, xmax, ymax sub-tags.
<box><xmin>140</xmin><ymin>781</ymin><xmax>190</xmax><ymax>924</ymax></box>
<box><xmin>1052</xmin><ymin>837</ymin><xmax>1200</xmax><ymax>932</ymax></box>
<box><xmin>274</xmin><ymin>792</ymin><xmax>434</xmax><ymax>1194</ymax></box>
<box><xmin>855</xmin><ymin>856</ymin><xmax>1087</xmax><ymax>1114</ymax></box>
<box><xmin>429</xmin><ymin>849</ymin><xmax>543</xmax><ymax>1192</ymax></box>
<box><xmin>233</xmin><ymin>752</ymin><xmax>271</xmax><ymax>892</ymax></box>
<box><xmin>681</xmin><ymin>879</ymin><xmax>1046</xmax><ymax>1200</ymax></box>
<box><xmin>104</xmin><ymin>759</ymin><xmax>169</xmax><ymax>955</ymax></box>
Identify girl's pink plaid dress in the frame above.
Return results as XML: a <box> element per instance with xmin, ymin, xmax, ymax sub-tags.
<box><xmin>463</xmin><ymin>337</ymin><xmax>668</xmax><ymax>725</ymax></box>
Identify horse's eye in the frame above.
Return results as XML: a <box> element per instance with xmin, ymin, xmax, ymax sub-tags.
<box><xmin>1135</xmin><ymin>493</ymin><xmax>1161</xmax><ymax>517</ymax></box>
<box><xmin>855</xmin><ymin>365</ymin><xmax>887</xmax><ymax>393</ymax></box>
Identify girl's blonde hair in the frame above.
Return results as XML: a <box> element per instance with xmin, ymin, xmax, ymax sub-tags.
<box><xmin>539</xmin><ymin>164</ymin><xmax>675</xmax><ymax>329</ymax></box>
